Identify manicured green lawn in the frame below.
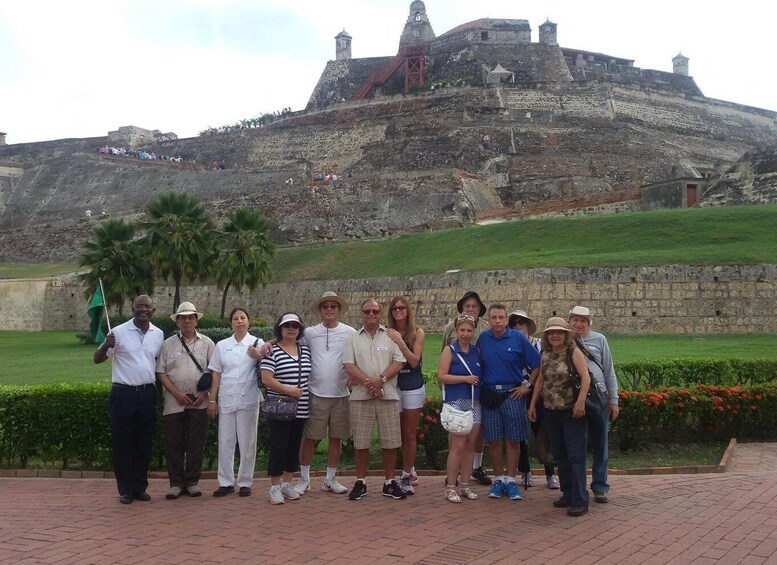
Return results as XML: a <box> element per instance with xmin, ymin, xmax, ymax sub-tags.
<box><xmin>0</xmin><ymin>263</ymin><xmax>80</xmax><ymax>279</ymax></box>
<box><xmin>270</xmin><ymin>206</ymin><xmax>777</xmax><ymax>281</ymax></box>
<box><xmin>4</xmin><ymin>330</ymin><xmax>777</xmax><ymax>387</ymax></box>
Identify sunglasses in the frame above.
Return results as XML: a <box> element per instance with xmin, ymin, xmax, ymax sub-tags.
<box><xmin>281</xmin><ymin>323</ymin><xmax>302</xmax><ymax>330</ymax></box>
<box><xmin>456</xmin><ymin>314</ymin><xmax>476</xmax><ymax>322</ymax></box>
<box><xmin>320</xmin><ymin>303</ymin><xmax>339</xmax><ymax>310</ymax></box>
<box><xmin>361</xmin><ymin>309</ymin><xmax>381</xmax><ymax>315</ymax></box>
<box><xmin>391</xmin><ymin>305</ymin><xmax>407</xmax><ymax>311</ymax></box>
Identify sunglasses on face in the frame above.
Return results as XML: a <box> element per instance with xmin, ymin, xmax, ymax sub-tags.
<box><xmin>320</xmin><ymin>303</ymin><xmax>339</xmax><ymax>310</ymax></box>
<box><xmin>361</xmin><ymin>309</ymin><xmax>381</xmax><ymax>315</ymax></box>
<box><xmin>282</xmin><ymin>323</ymin><xmax>302</xmax><ymax>330</ymax></box>
<box><xmin>391</xmin><ymin>305</ymin><xmax>407</xmax><ymax>311</ymax></box>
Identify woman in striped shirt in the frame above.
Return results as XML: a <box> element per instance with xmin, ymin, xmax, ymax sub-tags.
<box><xmin>260</xmin><ymin>312</ymin><xmax>313</xmax><ymax>504</ymax></box>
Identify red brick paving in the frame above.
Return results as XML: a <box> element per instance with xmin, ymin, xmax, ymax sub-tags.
<box><xmin>1</xmin><ymin>445</ymin><xmax>777</xmax><ymax>564</ymax></box>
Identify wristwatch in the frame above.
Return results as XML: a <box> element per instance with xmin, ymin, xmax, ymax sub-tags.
<box><xmin>380</xmin><ymin>374</ymin><xmax>387</xmax><ymax>384</ymax></box>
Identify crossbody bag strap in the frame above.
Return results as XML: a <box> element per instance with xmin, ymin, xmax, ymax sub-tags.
<box><xmin>574</xmin><ymin>337</ymin><xmax>604</xmax><ymax>373</ymax></box>
<box><xmin>179</xmin><ymin>333</ymin><xmax>204</xmax><ymax>373</ymax></box>
<box><xmin>454</xmin><ymin>349</ymin><xmax>475</xmax><ymax>403</ymax></box>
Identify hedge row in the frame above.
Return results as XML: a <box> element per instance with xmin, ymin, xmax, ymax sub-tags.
<box><xmin>615</xmin><ymin>359</ymin><xmax>777</xmax><ymax>389</ymax></box>
<box><xmin>0</xmin><ymin>384</ymin><xmax>268</xmax><ymax>470</ymax></box>
<box><xmin>3</xmin><ymin>382</ymin><xmax>777</xmax><ymax>470</ymax></box>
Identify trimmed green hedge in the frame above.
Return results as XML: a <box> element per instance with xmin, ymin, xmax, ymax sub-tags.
<box><xmin>615</xmin><ymin>359</ymin><xmax>777</xmax><ymax>389</ymax></box>
<box><xmin>76</xmin><ymin>324</ymin><xmax>274</xmax><ymax>345</ymax></box>
<box><xmin>0</xmin><ymin>384</ymin><xmax>269</xmax><ymax>470</ymax></box>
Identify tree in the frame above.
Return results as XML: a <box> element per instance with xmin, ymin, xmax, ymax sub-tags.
<box><xmin>214</xmin><ymin>207</ymin><xmax>276</xmax><ymax>319</ymax></box>
<box><xmin>79</xmin><ymin>219</ymin><xmax>154</xmax><ymax>317</ymax></box>
<box><xmin>144</xmin><ymin>192</ymin><xmax>215</xmax><ymax>310</ymax></box>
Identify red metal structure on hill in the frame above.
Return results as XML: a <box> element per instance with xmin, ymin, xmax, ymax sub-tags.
<box><xmin>354</xmin><ymin>45</ymin><xmax>426</xmax><ymax>100</ymax></box>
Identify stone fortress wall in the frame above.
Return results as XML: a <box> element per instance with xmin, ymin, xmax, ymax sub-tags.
<box><xmin>7</xmin><ymin>264</ymin><xmax>775</xmax><ymax>335</ymax></box>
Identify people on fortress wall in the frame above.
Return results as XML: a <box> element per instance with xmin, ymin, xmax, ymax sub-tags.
<box><xmin>98</xmin><ymin>145</ymin><xmax>183</xmax><ymax>162</ymax></box>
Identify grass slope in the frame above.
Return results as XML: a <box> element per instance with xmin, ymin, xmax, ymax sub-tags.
<box><xmin>271</xmin><ymin>205</ymin><xmax>777</xmax><ymax>281</ymax></box>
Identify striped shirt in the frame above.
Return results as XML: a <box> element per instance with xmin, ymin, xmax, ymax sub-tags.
<box><xmin>260</xmin><ymin>343</ymin><xmax>312</xmax><ymax>419</ymax></box>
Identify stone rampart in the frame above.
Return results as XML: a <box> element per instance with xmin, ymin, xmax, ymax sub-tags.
<box><xmin>8</xmin><ymin>264</ymin><xmax>775</xmax><ymax>335</ymax></box>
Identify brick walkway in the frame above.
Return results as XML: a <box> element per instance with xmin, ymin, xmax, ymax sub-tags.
<box><xmin>1</xmin><ymin>444</ymin><xmax>777</xmax><ymax>564</ymax></box>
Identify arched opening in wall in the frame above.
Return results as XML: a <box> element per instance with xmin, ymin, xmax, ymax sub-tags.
<box><xmin>686</xmin><ymin>184</ymin><xmax>698</xmax><ymax>207</ymax></box>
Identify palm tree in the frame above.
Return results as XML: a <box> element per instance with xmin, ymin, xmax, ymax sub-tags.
<box><xmin>214</xmin><ymin>207</ymin><xmax>276</xmax><ymax>319</ymax></box>
<box><xmin>79</xmin><ymin>219</ymin><xmax>154</xmax><ymax>317</ymax></box>
<box><xmin>144</xmin><ymin>192</ymin><xmax>215</xmax><ymax>310</ymax></box>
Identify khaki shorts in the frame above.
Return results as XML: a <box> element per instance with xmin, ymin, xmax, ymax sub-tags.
<box><xmin>350</xmin><ymin>398</ymin><xmax>401</xmax><ymax>450</ymax></box>
<box><xmin>303</xmin><ymin>393</ymin><xmax>351</xmax><ymax>441</ymax></box>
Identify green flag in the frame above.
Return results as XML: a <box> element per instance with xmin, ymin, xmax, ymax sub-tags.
<box><xmin>88</xmin><ymin>286</ymin><xmax>106</xmax><ymax>344</ymax></box>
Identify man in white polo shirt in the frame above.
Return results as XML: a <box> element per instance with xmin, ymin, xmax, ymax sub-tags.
<box><xmin>94</xmin><ymin>295</ymin><xmax>164</xmax><ymax>505</ymax></box>
<box><xmin>293</xmin><ymin>292</ymin><xmax>356</xmax><ymax>495</ymax></box>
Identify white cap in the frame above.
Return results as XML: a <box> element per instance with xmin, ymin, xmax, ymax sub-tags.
<box><xmin>279</xmin><ymin>313</ymin><xmax>302</xmax><ymax>326</ymax></box>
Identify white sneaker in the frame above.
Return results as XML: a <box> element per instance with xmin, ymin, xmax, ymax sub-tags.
<box><xmin>547</xmin><ymin>475</ymin><xmax>560</xmax><ymax>489</ymax></box>
<box><xmin>293</xmin><ymin>478</ymin><xmax>310</xmax><ymax>495</ymax></box>
<box><xmin>269</xmin><ymin>486</ymin><xmax>284</xmax><ymax>505</ymax></box>
<box><xmin>321</xmin><ymin>478</ymin><xmax>348</xmax><ymax>494</ymax></box>
<box><xmin>281</xmin><ymin>484</ymin><xmax>300</xmax><ymax>500</ymax></box>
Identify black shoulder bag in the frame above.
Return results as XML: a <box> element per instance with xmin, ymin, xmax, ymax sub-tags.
<box><xmin>179</xmin><ymin>334</ymin><xmax>212</xmax><ymax>392</ymax></box>
<box><xmin>260</xmin><ymin>346</ymin><xmax>302</xmax><ymax>421</ymax></box>
<box><xmin>566</xmin><ymin>347</ymin><xmax>607</xmax><ymax>416</ymax></box>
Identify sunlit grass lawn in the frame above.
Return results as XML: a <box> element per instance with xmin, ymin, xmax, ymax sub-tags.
<box><xmin>4</xmin><ymin>330</ymin><xmax>777</xmax><ymax>387</ymax></box>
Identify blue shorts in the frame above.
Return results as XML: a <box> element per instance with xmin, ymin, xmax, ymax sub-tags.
<box><xmin>482</xmin><ymin>395</ymin><xmax>529</xmax><ymax>442</ymax></box>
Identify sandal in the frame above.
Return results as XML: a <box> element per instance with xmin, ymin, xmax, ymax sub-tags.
<box><xmin>459</xmin><ymin>483</ymin><xmax>478</xmax><ymax>500</ymax></box>
<box><xmin>445</xmin><ymin>486</ymin><xmax>461</xmax><ymax>503</ymax></box>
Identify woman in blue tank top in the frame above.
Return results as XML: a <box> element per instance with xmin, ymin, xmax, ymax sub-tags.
<box><xmin>437</xmin><ymin>314</ymin><xmax>482</xmax><ymax>503</ymax></box>
<box><xmin>387</xmin><ymin>295</ymin><xmax>426</xmax><ymax>494</ymax></box>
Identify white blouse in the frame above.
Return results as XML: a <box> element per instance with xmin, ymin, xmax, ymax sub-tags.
<box><xmin>208</xmin><ymin>333</ymin><xmax>265</xmax><ymax>413</ymax></box>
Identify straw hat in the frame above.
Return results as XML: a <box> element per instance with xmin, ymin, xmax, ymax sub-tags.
<box><xmin>170</xmin><ymin>301</ymin><xmax>204</xmax><ymax>321</ymax></box>
<box><xmin>539</xmin><ymin>316</ymin><xmax>574</xmax><ymax>336</ymax></box>
<box><xmin>568</xmin><ymin>305</ymin><xmax>592</xmax><ymax>324</ymax></box>
<box><xmin>312</xmin><ymin>291</ymin><xmax>349</xmax><ymax>314</ymax></box>
<box><xmin>508</xmin><ymin>309</ymin><xmax>537</xmax><ymax>335</ymax></box>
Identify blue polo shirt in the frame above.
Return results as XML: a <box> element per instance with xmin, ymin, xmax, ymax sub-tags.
<box><xmin>476</xmin><ymin>328</ymin><xmax>541</xmax><ymax>387</ymax></box>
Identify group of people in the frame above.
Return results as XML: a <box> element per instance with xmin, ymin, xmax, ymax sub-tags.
<box><xmin>95</xmin><ymin>289</ymin><xmax>619</xmax><ymax>517</ymax></box>
<box><xmin>97</xmin><ymin>145</ymin><xmax>184</xmax><ymax>162</ymax></box>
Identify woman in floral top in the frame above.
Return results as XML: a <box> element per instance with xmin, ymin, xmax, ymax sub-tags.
<box><xmin>528</xmin><ymin>317</ymin><xmax>591</xmax><ymax>517</ymax></box>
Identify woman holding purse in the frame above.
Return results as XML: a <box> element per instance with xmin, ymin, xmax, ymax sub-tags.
<box><xmin>528</xmin><ymin>317</ymin><xmax>591</xmax><ymax>517</ymax></box>
<box><xmin>437</xmin><ymin>314</ymin><xmax>482</xmax><ymax>503</ymax></box>
<box><xmin>260</xmin><ymin>312</ymin><xmax>312</xmax><ymax>505</ymax></box>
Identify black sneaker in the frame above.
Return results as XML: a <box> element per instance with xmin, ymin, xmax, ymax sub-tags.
<box><xmin>348</xmin><ymin>480</ymin><xmax>367</xmax><ymax>501</ymax></box>
<box><xmin>213</xmin><ymin>485</ymin><xmax>235</xmax><ymax>497</ymax></box>
<box><xmin>553</xmin><ymin>496</ymin><xmax>572</xmax><ymax>508</ymax></box>
<box><xmin>382</xmin><ymin>480</ymin><xmax>407</xmax><ymax>500</ymax></box>
<box><xmin>471</xmin><ymin>466</ymin><xmax>492</xmax><ymax>486</ymax></box>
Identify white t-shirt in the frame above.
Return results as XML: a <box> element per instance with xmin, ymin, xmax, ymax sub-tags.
<box><xmin>301</xmin><ymin>322</ymin><xmax>356</xmax><ymax>398</ymax></box>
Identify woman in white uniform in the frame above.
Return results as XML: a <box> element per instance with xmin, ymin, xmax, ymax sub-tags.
<box><xmin>207</xmin><ymin>307</ymin><xmax>265</xmax><ymax>497</ymax></box>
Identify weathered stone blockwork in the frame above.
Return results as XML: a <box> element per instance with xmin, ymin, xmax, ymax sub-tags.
<box><xmin>7</xmin><ymin>264</ymin><xmax>775</xmax><ymax>335</ymax></box>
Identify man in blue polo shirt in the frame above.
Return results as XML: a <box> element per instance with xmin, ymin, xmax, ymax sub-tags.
<box><xmin>477</xmin><ymin>303</ymin><xmax>541</xmax><ymax>500</ymax></box>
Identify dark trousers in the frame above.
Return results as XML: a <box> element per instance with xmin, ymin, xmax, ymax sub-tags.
<box><xmin>109</xmin><ymin>384</ymin><xmax>157</xmax><ymax>496</ymax></box>
<box><xmin>518</xmin><ymin>397</ymin><xmax>555</xmax><ymax>476</ymax></box>
<box><xmin>266</xmin><ymin>418</ymin><xmax>306</xmax><ymax>477</ymax></box>
<box><xmin>545</xmin><ymin>408</ymin><xmax>589</xmax><ymax>509</ymax></box>
<box><xmin>165</xmin><ymin>409</ymin><xmax>208</xmax><ymax>488</ymax></box>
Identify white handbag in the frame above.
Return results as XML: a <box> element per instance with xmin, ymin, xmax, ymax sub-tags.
<box><xmin>440</xmin><ymin>349</ymin><xmax>475</xmax><ymax>436</ymax></box>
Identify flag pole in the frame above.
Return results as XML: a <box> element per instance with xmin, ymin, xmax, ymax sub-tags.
<box><xmin>98</xmin><ymin>278</ymin><xmax>112</xmax><ymax>333</ymax></box>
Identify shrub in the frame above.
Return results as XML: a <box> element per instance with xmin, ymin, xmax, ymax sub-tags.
<box><xmin>614</xmin><ymin>383</ymin><xmax>777</xmax><ymax>450</ymax></box>
<box><xmin>416</xmin><ymin>397</ymin><xmax>448</xmax><ymax>469</ymax></box>
<box><xmin>615</xmin><ymin>359</ymin><xmax>777</xmax><ymax>389</ymax></box>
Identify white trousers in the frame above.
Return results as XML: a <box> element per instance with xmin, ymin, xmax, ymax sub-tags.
<box><xmin>217</xmin><ymin>404</ymin><xmax>259</xmax><ymax>488</ymax></box>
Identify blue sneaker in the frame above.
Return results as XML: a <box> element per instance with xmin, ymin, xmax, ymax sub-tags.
<box><xmin>488</xmin><ymin>479</ymin><xmax>506</xmax><ymax>498</ymax></box>
<box><xmin>506</xmin><ymin>481</ymin><xmax>523</xmax><ymax>500</ymax></box>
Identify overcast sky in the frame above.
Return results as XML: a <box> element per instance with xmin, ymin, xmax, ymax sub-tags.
<box><xmin>1</xmin><ymin>0</ymin><xmax>774</xmax><ymax>144</ymax></box>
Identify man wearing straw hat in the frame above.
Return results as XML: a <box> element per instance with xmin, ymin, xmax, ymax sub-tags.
<box><xmin>156</xmin><ymin>301</ymin><xmax>215</xmax><ymax>500</ymax></box>
<box><xmin>292</xmin><ymin>292</ymin><xmax>356</xmax><ymax>495</ymax></box>
<box><xmin>94</xmin><ymin>295</ymin><xmax>164</xmax><ymax>505</ymax></box>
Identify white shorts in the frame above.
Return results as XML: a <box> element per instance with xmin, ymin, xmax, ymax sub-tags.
<box><xmin>399</xmin><ymin>385</ymin><xmax>426</xmax><ymax>411</ymax></box>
